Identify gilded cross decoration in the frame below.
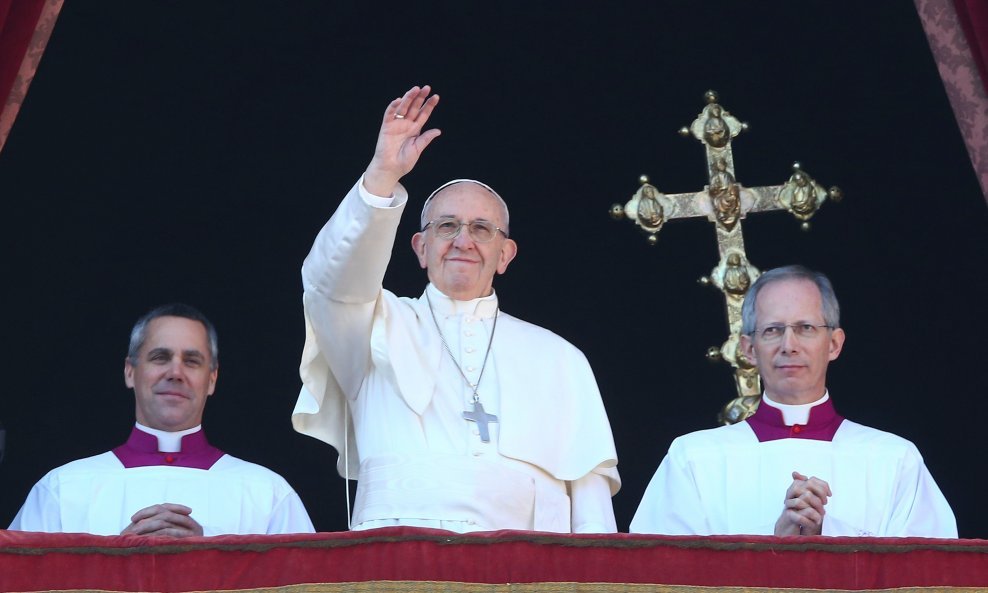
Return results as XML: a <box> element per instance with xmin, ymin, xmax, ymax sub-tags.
<box><xmin>610</xmin><ymin>91</ymin><xmax>842</xmax><ymax>424</ymax></box>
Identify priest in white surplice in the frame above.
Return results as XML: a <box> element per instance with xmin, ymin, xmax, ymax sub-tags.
<box><xmin>293</xmin><ymin>85</ymin><xmax>620</xmax><ymax>533</ymax></box>
<box><xmin>631</xmin><ymin>266</ymin><xmax>956</xmax><ymax>537</ymax></box>
<box><xmin>9</xmin><ymin>304</ymin><xmax>314</xmax><ymax>537</ymax></box>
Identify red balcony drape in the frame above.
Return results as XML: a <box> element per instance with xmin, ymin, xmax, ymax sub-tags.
<box><xmin>1</xmin><ymin>528</ymin><xmax>986</xmax><ymax>592</ymax></box>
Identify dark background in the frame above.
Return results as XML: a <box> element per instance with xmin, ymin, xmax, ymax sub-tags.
<box><xmin>1</xmin><ymin>1</ymin><xmax>985</xmax><ymax>538</ymax></box>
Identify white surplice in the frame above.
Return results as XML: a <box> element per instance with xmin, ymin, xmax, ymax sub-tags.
<box><xmin>9</xmin><ymin>450</ymin><xmax>314</xmax><ymax>536</ymax></box>
<box><xmin>630</xmin><ymin>395</ymin><xmax>956</xmax><ymax>537</ymax></box>
<box><xmin>294</xmin><ymin>178</ymin><xmax>620</xmax><ymax>533</ymax></box>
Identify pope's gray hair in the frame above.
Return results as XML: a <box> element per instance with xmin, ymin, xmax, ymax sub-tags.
<box><xmin>741</xmin><ymin>265</ymin><xmax>841</xmax><ymax>335</ymax></box>
<box><xmin>127</xmin><ymin>303</ymin><xmax>219</xmax><ymax>370</ymax></box>
<box><xmin>419</xmin><ymin>179</ymin><xmax>510</xmax><ymax>236</ymax></box>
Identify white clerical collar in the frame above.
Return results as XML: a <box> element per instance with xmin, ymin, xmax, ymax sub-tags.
<box><xmin>425</xmin><ymin>283</ymin><xmax>499</xmax><ymax>318</ymax></box>
<box><xmin>135</xmin><ymin>423</ymin><xmax>203</xmax><ymax>453</ymax></box>
<box><xmin>761</xmin><ymin>391</ymin><xmax>830</xmax><ymax>426</ymax></box>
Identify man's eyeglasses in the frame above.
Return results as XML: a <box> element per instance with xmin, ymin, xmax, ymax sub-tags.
<box><xmin>750</xmin><ymin>323</ymin><xmax>833</xmax><ymax>342</ymax></box>
<box><xmin>422</xmin><ymin>217</ymin><xmax>508</xmax><ymax>243</ymax></box>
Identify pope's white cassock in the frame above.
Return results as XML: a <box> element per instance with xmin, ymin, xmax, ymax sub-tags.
<box><xmin>9</xmin><ymin>425</ymin><xmax>314</xmax><ymax>535</ymax></box>
<box><xmin>293</xmin><ymin>177</ymin><xmax>620</xmax><ymax>533</ymax></box>
<box><xmin>630</xmin><ymin>393</ymin><xmax>957</xmax><ymax>537</ymax></box>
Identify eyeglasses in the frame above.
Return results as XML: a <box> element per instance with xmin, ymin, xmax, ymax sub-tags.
<box><xmin>751</xmin><ymin>323</ymin><xmax>833</xmax><ymax>342</ymax></box>
<box><xmin>422</xmin><ymin>217</ymin><xmax>508</xmax><ymax>243</ymax></box>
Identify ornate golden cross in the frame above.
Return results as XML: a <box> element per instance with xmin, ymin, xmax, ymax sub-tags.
<box><xmin>611</xmin><ymin>91</ymin><xmax>842</xmax><ymax>424</ymax></box>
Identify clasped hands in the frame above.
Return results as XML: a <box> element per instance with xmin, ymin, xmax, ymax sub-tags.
<box><xmin>774</xmin><ymin>471</ymin><xmax>832</xmax><ymax>536</ymax></box>
<box><xmin>121</xmin><ymin>503</ymin><xmax>204</xmax><ymax>538</ymax></box>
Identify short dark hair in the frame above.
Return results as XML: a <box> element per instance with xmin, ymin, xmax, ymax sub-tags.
<box><xmin>741</xmin><ymin>265</ymin><xmax>841</xmax><ymax>335</ymax></box>
<box><xmin>127</xmin><ymin>303</ymin><xmax>219</xmax><ymax>370</ymax></box>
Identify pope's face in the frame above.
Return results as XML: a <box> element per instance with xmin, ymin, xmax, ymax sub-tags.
<box><xmin>412</xmin><ymin>184</ymin><xmax>517</xmax><ymax>301</ymax></box>
<box><xmin>741</xmin><ymin>279</ymin><xmax>844</xmax><ymax>404</ymax></box>
<box><xmin>124</xmin><ymin>316</ymin><xmax>218</xmax><ymax>431</ymax></box>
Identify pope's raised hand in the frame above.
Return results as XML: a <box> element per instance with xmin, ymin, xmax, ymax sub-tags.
<box><xmin>363</xmin><ymin>85</ymin><xmax>441</xmax><ymax>197</ymax></box>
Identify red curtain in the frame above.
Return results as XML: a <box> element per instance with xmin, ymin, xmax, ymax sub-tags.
<box><xmin>954</xmin><ymin>0</ymin><xmax>988</xmax><ymax>95</ymax></box>
<box><xmin>2</xmin><ymin>528</ymin><xmax>987</xmax><ymax>592</ymax></box>
<box><xmin>0</xmin><ymin>0</ymin><xmax>62</xmax><ymax>154</ymax></box>
<box><xmin>916</xmin><ymin>0</ymin><xmax>988</xmax><ymax>203</ymax></box>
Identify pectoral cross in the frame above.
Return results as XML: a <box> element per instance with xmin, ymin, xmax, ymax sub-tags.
<box><xmin>611</xmin><ymin>91</ymin><xmax>842</xmax><ymax>425</ymax></box>
<box><xmin>463</xmin><ymin>398</ymin><xmax>498</xmax><ymax>443</ymax></box>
